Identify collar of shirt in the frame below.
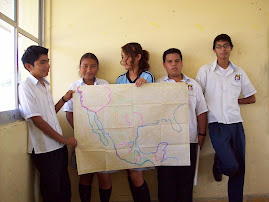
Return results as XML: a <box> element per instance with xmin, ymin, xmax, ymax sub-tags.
<box><xmin>27</xmin><ymin>73</ymin><xmax>50</xmax><ymax>86</ymax></box>
<box><xmin>163</xmin><ymin>74</ymin><xmax>191</xmax><ymax>83</ymax></box>
<box><xmin>182</xmin><ymin>74</ymin><xmax>191</xmax><ymax>83</ymax></box>
<box><xmin>126</xmin><ymin>71</ymin><xmax>144</xmax><ymax>83</ymax></box>
<box><xmin>211</xmin><ymin>60</ymin><xmax>237</xmax><ymax>72</ymax></box>
<box><xmin>79</xmin><ymin>77</ymin><xmax>98</xmax><ymax>85</ymax></box>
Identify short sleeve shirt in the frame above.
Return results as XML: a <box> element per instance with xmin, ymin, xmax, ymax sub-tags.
<box><xmin>156</xmin><ymin>74</ymin><xmax>208</xmax><ymax>143</ymax></box>
<box><xmin>195</xmin><ymin>60</ymin><xmax>256</xmax><ymax>124</ymax></box>
<box><xmin>18</xmin><ymin>73</ymin><xmax>64</xmax><ymax>154</ymax></box>
<box><xmin>116</xmin><ymin>71</ymin><xmax>155</xmax><ymax>84</ymax></box>
<box><xmin>63</xmin><ymin>77</ymin><xmax>109</xmax><ymax>112</ymax></box>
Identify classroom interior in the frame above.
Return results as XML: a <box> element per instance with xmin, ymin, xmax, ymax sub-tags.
<box><xmin>0</xmin><ymin>0</ymin><xmax>269</xmax><ymax>201</ymax></box>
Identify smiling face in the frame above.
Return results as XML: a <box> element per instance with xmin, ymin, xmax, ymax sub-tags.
<box><xmin>163</xmin><ymin>53</ymin><xmax>183</xmax><ymax>78</ymax></box>
<box><xmin>25</xmin><ymin>54</ymin><xmax>50</xmax><ymax>81</ymax></box>
<box><xmin>120</xmin><ymin>50</ymin><xmax>132</xmax><ymax>71</ymax></box>
<box><xmin>120</xmin><ymin>50</ymin><xmax>141</xmax><ymax>71</ymax></box>
<box><xmin>214</xmin><ymin>40</ymin><xmax>233</xmax><ymax>60</ymax></box>
<box><xmin>80</xmin><ymin>58</ymin><xmax>99</xmax><ymax>82</ymax></box>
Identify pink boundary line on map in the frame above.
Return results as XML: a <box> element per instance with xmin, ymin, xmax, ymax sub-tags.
<box><xmin>78</xmin><ymin>85</ymin><xmax>170</xmax><ymax>164</ymax></box>
<box><xmin>114</xmin><ymin>141</ymin><xmax>141</xmax><ymax>162</ymax></box>
<box><xmin>154</xmin><ymin>143</ymin><xmax>168</xmax><ymax>162</ymax></box>
<box><xmin>114</xmin><ymin>142</ymin><xmax>133</xmax><ymax>160</ymax></box>
<box><xmin>134</xmin><ymin>112</ymin><xmax>144</xmax><ymax>126</ymax></box>
<box><xmin>135</xmin><ymin>155</ymin><xmax>141</xmax><ymax>164</ymax></box>
<box><xmin>77</xmin><ymin>85</ymin><xmax>112</xmax><ymax>113</ymax></box>
<box><xmin>114</xmin><ymin>141</ymin><xmax>168</xmax><ymax>163</ymax></box>
<box><xmin>116</xmin><ymin>142</ymin><xmax>132</xmax><ymax>153</ymax></box>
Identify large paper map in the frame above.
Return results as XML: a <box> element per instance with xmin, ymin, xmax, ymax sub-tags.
<box><xmin>73</xmin><ymin>83</ymin><xmax>189</xmax><ymax>174</ymax></box>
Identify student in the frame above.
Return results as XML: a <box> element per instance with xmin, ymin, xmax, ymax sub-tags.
<box><xmin>195</xmin><ymin>34</ymin><xmax>256</xmax><ymax>202</ymax></box>
<box><xmin>116</xmin><ymin>42</ymin><xmax>154</xmax><ymax>202</ymax></box>
<box><xmin>156</xmin><ymin>48</ymin><xmax>207</xmax><ymax>202</ymax></box>
<box><xmin>64</xmin><ymin>53</ymin><xmax>112</xmax><ymax>202</ymax></box>
<box><xmin>18</xmin><ymin>45</ymin><xmax>77</xmax><ymax>202</ymax></box>
<box><xmin>116</xmin><ymin>42</ymin><xmax>154</xmax><ymax>86</ymax></box>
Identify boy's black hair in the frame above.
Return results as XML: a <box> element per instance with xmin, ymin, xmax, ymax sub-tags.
<box><xmin>213</xmin><ymin>34</ymin><xmax>234</xmax><ymax>50</ymax></box>
<box><xmin>163</xmin><ymin>48</ymin><xmax>182</xmax><ymax>63</ymax></box>
<box><xmin>21</xmin><ymin>45</ymin><xmax>48</xmax><ymax>70</ymax></box>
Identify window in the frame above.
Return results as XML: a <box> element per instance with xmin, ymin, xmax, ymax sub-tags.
<box><xmin>0</xmin><ymin>0</ymin><xmax>43</xmax><ymax>125</ymax></box>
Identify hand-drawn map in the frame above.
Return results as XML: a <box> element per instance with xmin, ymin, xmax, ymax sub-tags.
<box><xmin>73</xmin><ymin>83</ymin><xmax>189</xmax><ymax>174</ymax></box>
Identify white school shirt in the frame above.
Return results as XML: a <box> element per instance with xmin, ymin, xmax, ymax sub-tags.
<box><xmin>18</xmin><ymin>73</ymin><xmax>64</xmax><ymax>154</ymax></box>
<box><xmin>156</xmin><ymin>74</ymin><xmax>208</xmax><ymax>143</ymax></box>
<box><xmin>219</xmin><ymin>64</ymin><xmax>231</xmax><ymax>77</ymax></box>
<box><xmin>195</xmin><ymin>60</ymin><xmax>257</xmax><ymax>124</ymax></box>
<box><xmin>63</xmin><ymin>77</ymin><xmax>109</xmax><ymax>112</ymax></box>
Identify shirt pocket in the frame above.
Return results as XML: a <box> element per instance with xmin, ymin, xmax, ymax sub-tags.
<box><xmin>230</xmin><ymin>82</ymin><xmax>241</xmax><ymax>98</ymax></box>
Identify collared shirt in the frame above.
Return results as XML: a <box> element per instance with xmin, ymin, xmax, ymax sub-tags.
<box><xmin>18</xmin><ymin>73</ymin><xmax>63</xmax><ymax>154</ymax></box>
<box><xmin>116</xmin><ymin>71</ymin><xmax>155</xmax><ymax>84</ymax></box>
<box><xmin>219</xmin><ymin>64</ymin><xmax>231</xmax><ymax>77</ymax></box>
<box><xmin>195</xmin><ymin>60</ymin><xmax>256</xmax><ymax>124</ymax></box>
<box><xmin>156</xmin><ymin>74</ymin><xmax>208</xmax><ymax>143</ymax></box>
<box><xmin>63</xmin><ymin>77</ymin><xmax>109</xmax><ymax>112</ymax></box>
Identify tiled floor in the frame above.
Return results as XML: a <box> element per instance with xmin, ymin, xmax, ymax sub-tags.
<box><xmin>194</xmin><ymin>196</ymin><xmax>269</xmax><ymax>202</ymax></box>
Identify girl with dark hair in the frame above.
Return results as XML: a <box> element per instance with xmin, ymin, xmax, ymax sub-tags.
<box><xmin>116</xmin><ymin>42</ymin><xmax>154</xmax><ymax>201</ymax></box>
<box><xmin>64</xmin><ymin>53</ymin><xmax>112</xmax><ymax>202</ymax></box>
<box><xmin>116</xmin><ymin>42</ymin><xmax>154</xmax><ymax>86</ymax></box>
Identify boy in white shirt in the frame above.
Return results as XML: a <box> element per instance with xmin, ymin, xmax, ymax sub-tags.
<box><xmin>157</xmin><ymin>48</ymin><xmax>208</xmax><ymax>202</ymax></box>
<box><xmin>19</xmin><ymin>45</ymin><xmax>77</xmax><ymax>202</ymax></box>
<box><xmin>196</xmin><ymin>34</ymin><xmax>256</xmax><ymax>202</ymax></box>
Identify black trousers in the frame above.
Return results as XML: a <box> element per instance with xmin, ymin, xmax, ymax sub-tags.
<box><xmin>158</xmin><ymin>143</ymin><xmax>197</xmax><ymax>202</ymax></box>
<box><xmin>31</xmin><ymin>146</ymin><xmax>71</xmax><ymax>202</ymax></box>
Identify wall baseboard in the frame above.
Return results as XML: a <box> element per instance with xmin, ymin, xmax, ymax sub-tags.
<box><xmin>193</xmin><ymin>193</ymin><xmax>269</xmax><ymax>201</ymax></box>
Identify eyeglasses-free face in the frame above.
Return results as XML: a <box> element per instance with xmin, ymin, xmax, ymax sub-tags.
<box><xmin>120</xmin><ymin>50</ymin><xmax>140</xmax><ymax>71</ymax></box>
<box><xmin>163</xmin><ymin>53</ymin><xmax>183</xmax><ymax>79</ymax></box>
<box><xmin>80</xmin><ymin>58</ymin><xmax>99</xmax><ymax>83</ymax></box>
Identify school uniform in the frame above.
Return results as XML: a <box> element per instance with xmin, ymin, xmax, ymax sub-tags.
<box><xmin>116</xmin><ymin>70</ymin><xmax>154</xmax><ymax>202</ymax></box>
<box><xmin>116</xmin><ymin>70</ymin><xmax>155</xmax><ymax>172</ymax></box>
<box><xmin>156</xmin><ymin>74</ymin><xmax>208</xmax><ymax>202</ymax></box>
<box><xmin>19</xmin><ymin>73</ymin><xmax>71</xmax><ymax>202</ymax></box>
<box><xmin>64</xmin><ymin>77</ymin><xmax>109</xmax><ymax>112</ymax></box>
<box><xmin>63</xmin><ymin>77</ymin><xmax>112</xmax><ymax>171</ymax></box>
<box><xmin>195</xmin><ymin>60</ymin><xmax>256</xmax><ymax>202</ymax></box>
<box><xmin>64</xmin><ymin>77</ymin><xmax>111</xmax><ymax>202</ymax></box>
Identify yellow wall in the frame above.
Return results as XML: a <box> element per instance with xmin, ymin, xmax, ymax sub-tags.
<box><xmin>45</xmin><ymin>0</ymin><xmax>269</xmax><ymax>201</ymax></box>
<box><xmin>0</xmin><ymin>121</ymin><xmax>35</xmax><ymax>202</ymax></box>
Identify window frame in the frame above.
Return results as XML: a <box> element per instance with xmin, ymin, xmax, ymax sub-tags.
<box><xmin>0</xmin><ymin>0</ymin><xmax>44</xmax><ymax>125</ymax></box>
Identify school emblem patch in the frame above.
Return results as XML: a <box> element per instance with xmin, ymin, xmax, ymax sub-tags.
<box><xmin>235</xmin><ymin>74</ymin><xmax>241</xmax><ymax>82</ymax></box>
<box><xmin>188</xmin><ymin>84</ymin><xmax>193</xmax><ymax>91</ymax></box>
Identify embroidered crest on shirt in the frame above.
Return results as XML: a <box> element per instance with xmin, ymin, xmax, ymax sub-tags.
<box><xmin>188</xmin><ymin>84</ymin><xmax>193</xmax><ymax>91</ymax></box>
<box><xmin>235</xmin><ymin>74</ymin><xmax>241</xmax><ymax>82</ymax></box>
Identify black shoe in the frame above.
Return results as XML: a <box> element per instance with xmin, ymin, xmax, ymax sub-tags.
<box><xmin>213</xmin><ymin>154</ymin><xmax>222</xmax><ymax>182</ymax></box>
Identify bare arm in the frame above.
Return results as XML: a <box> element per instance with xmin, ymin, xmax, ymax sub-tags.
<box><xmin>66</xmin><ymin>112</ymin><xmax>74</xmax><ymax>129</ymax></box>
<box><xmin>238</xmin><ymin>94</ymin><xmax>256</xmax><ymax>104</ymax></box>
<box><xmin>31</xmin><ymin>116</ymin><xmax>77</xmax><ymax>148</ymax></box>
<box><xmin>197</xmin><ymin>112</ymin><xmax>207</xmax><ymax>150</ymax></box>
<box><xmin>55</xmin><ymin>90</ymin><xmax>74</xmax><ymax>113</ymax></box>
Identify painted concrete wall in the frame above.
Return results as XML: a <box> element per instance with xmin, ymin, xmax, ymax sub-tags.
<box><xmin>0</xmin><ymin>121</ymin><xmax>35</xmax><ymax>202</ymax></box>
<box><xmin>44</xmin><ymin>0</ymin><xmax>268</xmax><ymax>201</ymax></box>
